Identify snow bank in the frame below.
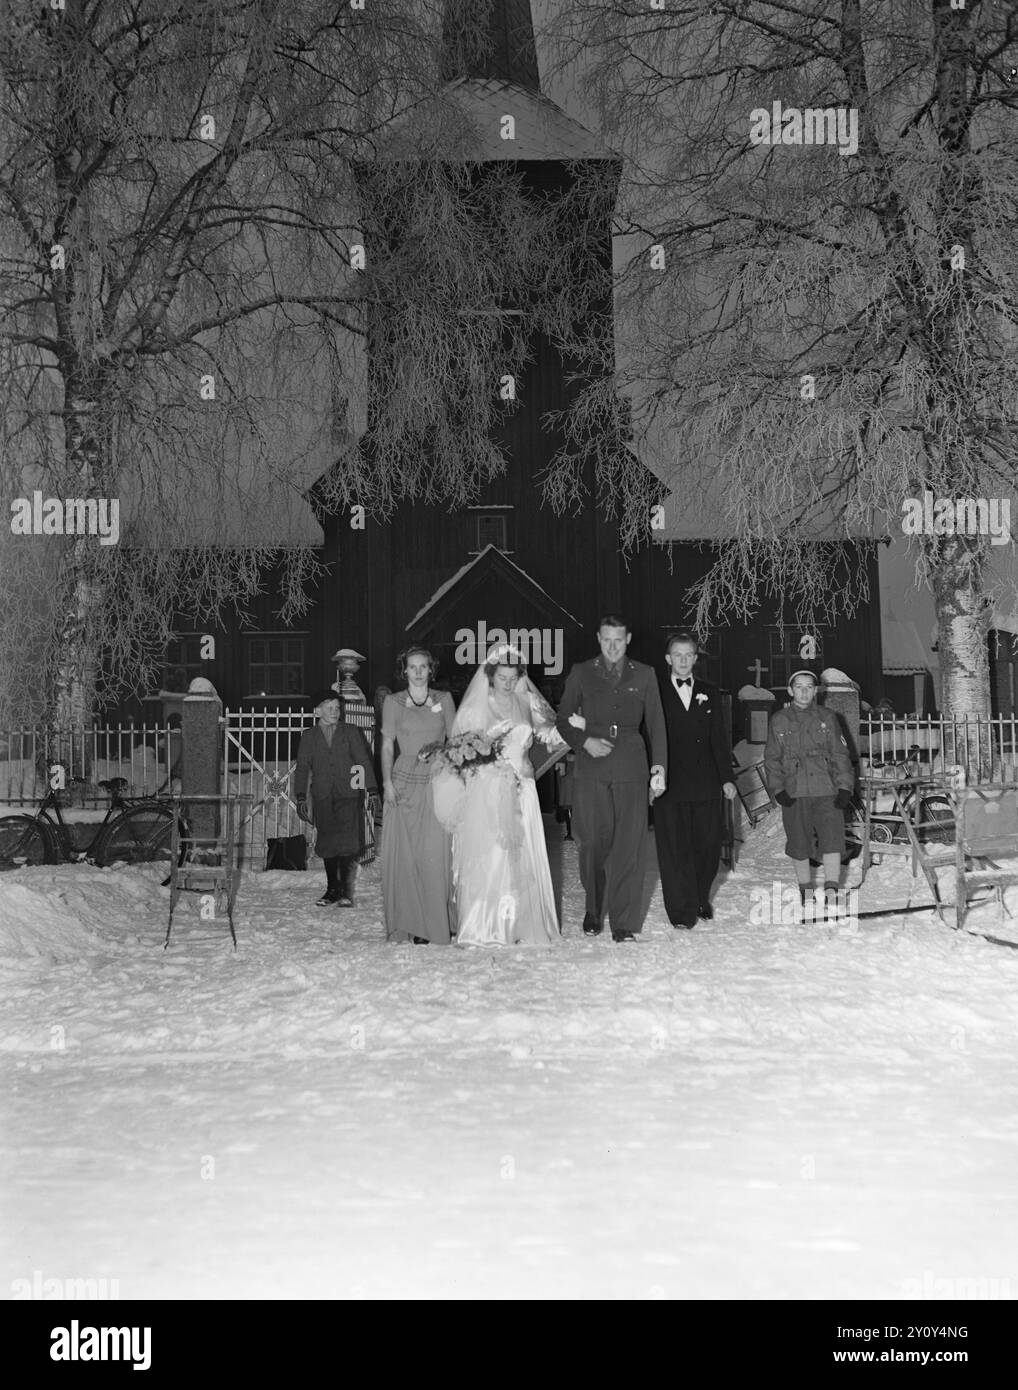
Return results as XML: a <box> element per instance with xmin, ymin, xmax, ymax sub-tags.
<box><xmin>0</xmin><ymin>865</ymin><xmax>160</xmax><ymax>961</ymax></box>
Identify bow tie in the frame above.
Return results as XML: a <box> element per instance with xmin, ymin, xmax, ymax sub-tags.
<box><xmin>674</xmin><ymin>677</ymin><xmax>692</xmax><ymax>687</ymax></box>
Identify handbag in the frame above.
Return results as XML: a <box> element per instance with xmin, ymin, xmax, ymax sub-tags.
<box><xmin>266</xmin><ymin>833</ymin><xmax>308</xmax><ymax>871</ymax></box>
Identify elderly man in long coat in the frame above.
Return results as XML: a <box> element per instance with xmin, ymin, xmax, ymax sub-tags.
<box><xmin>295</xmin><ymin>689</ymin><xmax>377</xmax><ymax>906</ymax></box>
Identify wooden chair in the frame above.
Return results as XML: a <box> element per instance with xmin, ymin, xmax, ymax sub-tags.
<box><xmin>952</xmin><ymin>785</ymin><xmax>1018</xmax><ymax>932</ymax></box>
<box><xmin>855</xmin><ymin>773</ymin><xmax>955</xmax><ymax>904</ymax></box>
<box><xmin>166</xmin><ymin>793</ymin><xmax>249</xmax><ymax>948</ymax></box>
<box><xmin>736</xmin><ymin>760</ymin><xmax>775</xmax><ymax>827</ymax></box>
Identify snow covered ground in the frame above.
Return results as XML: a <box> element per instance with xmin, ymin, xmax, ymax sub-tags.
<box><xmin>1</xmin><ymin>811</ymin><xmax>1016</xmax><ymax>1301</ymax></box>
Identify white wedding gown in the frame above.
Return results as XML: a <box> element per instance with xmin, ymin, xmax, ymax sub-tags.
<box><xmin>436</xmin><ymin>710</ymin><xmax>559</xmax><ymax>947</ymax></box>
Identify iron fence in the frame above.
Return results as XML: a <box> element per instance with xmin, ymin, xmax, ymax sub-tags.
<box><xmin>223</xmin><ymin>702</ymin><xmax>377</xmax><ymax>866</ymax></box>
<box><xmin>0</xmin><ymin>723</ymin><xmax>178</xmax><ymax>807</ymax></box>
<box><xmin>860</xmin><ymin>713</ymin><xmax>1018</xmax><ymax>785</ymax></box>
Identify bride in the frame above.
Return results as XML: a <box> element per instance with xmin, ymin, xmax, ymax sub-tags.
<box><xmin>432</xmin><ymin>643</ymin><xmax>564</xmax><ymax>946</ymax></box>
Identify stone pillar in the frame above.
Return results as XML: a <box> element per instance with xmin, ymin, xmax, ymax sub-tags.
<box><xmin>820</xmin><ymin>675</ymin><xmax>860</xmax><ymax>765</ymax></box>
<box><xmin>180</xmin><ymin>689</ymin><xmax>222</xmax><ymax>843</ymax></box>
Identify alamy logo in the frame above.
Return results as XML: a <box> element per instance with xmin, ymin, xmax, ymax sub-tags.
<box><xmin>454</xmin><ymin>622</ymin><xmax>563</xmax><ymax>676</ymax></box>
<box><xmin>10</xmin><ymin>1270</ymin><xmax>119</xmax><ymax>1300</ymax></box>
<box><xmin>50</xmin><ymin>1320</ymin><xmax>151</xmax><ymax>1371</ymax></box>
<box><xmin>901</xmin><ymin>491</ymin><xmax>1011</xmax><ymax>546</ymax></box>
<box><xmin>750</xmin><ymin>883</ymin><xmax>859</xmax><ymax>928</ymax></box>
<box><xmin>901</xmin><ymin>1270</ymin><xmax>1011</xmax><ymax>1300</ymax></box>
<box><xmin>10</xmin><ymin>491</ymin><xmax>120</xmax><ymax>546</ymax></box>
<box><xmin>749</xmin><ymin>101</ymin><xmax>858</xmax><ymax>157</ymax></box>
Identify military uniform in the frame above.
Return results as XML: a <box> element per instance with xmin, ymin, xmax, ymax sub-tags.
<box><xmin>763</xmin><ymin>703</ymin><xmax>854</xmax><ymax>859</ymax></box>
<box><xmin>556</xmin><ymin>656</ymin><xmax>666</xmax><ymax>937</ymax></box>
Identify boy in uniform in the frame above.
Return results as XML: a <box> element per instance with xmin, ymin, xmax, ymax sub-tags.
<box><xmin>763</xmin><ymin>671</ymin><xmax>854</xmax><ymax>920</ymax></box>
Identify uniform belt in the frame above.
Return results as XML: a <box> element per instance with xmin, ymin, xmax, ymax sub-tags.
<box><xmin>587</xmin><ymin>724</ymin><xmax>640</xmax><ymax>739</ymax></box>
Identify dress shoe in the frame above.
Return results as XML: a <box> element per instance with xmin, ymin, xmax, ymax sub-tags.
<box><xmin>672</xmin><ymin>918</ymin><xmax>696</xmax><ymax>930</ymax></box>
<box><xmin>582</xmin><ymin>915</ymin><xmax>603</xmax><ymax>936</ymax></box>
<box><xmin>411</xmin><ymin>935</ymin><xmax>429</xmax><ymax>944</ymax></box>
<box><xmin>697</xmin><ymin>903</ymin><xmax>714</xmax><ymax>921</ymax></box>
<box><xmin>612</xmin><ymin>930</ymin><xmax>638</xmax><ymax>942</ymax></box>
<box><xmin>317</xmin><ymin>886</ymin><xmax>342</xmax><ymax>905</ymax></box>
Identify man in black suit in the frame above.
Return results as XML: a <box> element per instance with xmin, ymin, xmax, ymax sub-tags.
<box><xmin>654</xmin><ymin>631</ymin><xmax>736</xmax><ymax>928</ymax></box>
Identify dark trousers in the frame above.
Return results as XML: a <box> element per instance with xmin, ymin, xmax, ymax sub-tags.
<box><xmin>324</xmin><ymin>855</ymin><xmax>357</xmax><ymax>893</ymax></box>
<box><xmin>654</xmin><ymin>796</ymin><xmax>722</xmax><ymax>924</ymax></box>
<box><xmin>573</xmin><ymin>779</ymin><xmax>648</xmax><ymax>936</ymax></box>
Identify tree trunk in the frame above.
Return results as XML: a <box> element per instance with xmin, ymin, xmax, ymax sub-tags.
<box><xmin>52</xmin><ymin>387</ymin><xmax>107</xmax><ymax>733</ymax></box>
<box><xmin>931</xmin><ymin>533</ymin><xmax>993</xmax><ymax>779</ymax></box>
<box><xmin>53</xmin><ymin>544</ymin><xmax>102</xmax><ymax>728</ymax></box>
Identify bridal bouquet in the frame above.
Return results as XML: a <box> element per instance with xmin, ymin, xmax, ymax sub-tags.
<box><xmin>425</xmin><ymin>731</ymin><xmax>522</xmax><ymax>852</ymax></box>
<box><xmin>418</xmin><ymin>730</ymin><xmax>507</xmax><ymax>782</ymax></box>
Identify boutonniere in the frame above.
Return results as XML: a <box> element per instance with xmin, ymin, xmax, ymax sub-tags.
<box><xmin>695</xmin><ymin>692</ymin><xmax>709</xmax><ymax>705</ymax></box>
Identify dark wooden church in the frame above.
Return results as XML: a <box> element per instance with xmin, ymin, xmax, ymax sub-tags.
<box><xmin>137</xmin><ymin>0</ymin><xmax>884</xmax><ymax>730</ymax></box>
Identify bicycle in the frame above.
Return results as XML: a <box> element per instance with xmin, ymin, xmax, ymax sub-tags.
<box><xmin>847</xmin><ymin>745</ymin><xmax>955</xmax><ymax>851</ymax></box>
<box><xmin>0</xmin><ymin>776</ymin><xmax>186</xmax><ymax>870</ymax></box>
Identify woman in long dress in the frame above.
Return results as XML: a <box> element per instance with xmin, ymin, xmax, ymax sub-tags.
<box><xmin>380</xmin><ymin>647</ymin><xmax>456</xmax><ymax>943</ymax></box>
<box><xmin>433</xmin><ymin>644</ymin><xmax>564</xmax><ymax>946</ymax></box>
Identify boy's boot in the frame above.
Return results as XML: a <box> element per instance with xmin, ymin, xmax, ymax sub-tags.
<box><xmin>799</xmin><ymin>882</ymin><xmax>823</xmax><ymax>924</ymax></box>
<box><xmin>337</xmin><ymin>855</ymin><xmax>357</xmax><ymax>907</ymax></box>
<box><xmin>823</xmin><ymin>881</ymin><xmax>842</xmax><ymax>923</ymax></box>
<box><xmin>317</xmin><ymin>857</ymin><xmax>341</xmax><ymax>906</ymax></box>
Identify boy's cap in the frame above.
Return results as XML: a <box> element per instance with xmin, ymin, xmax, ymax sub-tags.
<box><xmin>787</xmin><ymin>669</ymin><xmax>819</xmax><ymax>689</ymax></box>
<box><xmin>309</xmin><ymin>688</ymin><xmax>343</xmax><ymax>709</ymax></box>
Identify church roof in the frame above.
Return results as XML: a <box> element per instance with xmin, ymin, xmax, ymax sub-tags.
<box><xmin>406</xmin><ymin>544</ymin><xmax>584</xmax><ymax>633</ymax></box>
<box><xmin>443</xmin><ymin>77</ymin><xmax>611</xmax><ymax>162</ymax></box>
<box><xmin>373</xmin><ymin>77</ymin><xmax>613</xmax><ymax>165</ymax></box>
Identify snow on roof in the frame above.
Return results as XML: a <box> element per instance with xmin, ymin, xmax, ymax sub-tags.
<box><xmin>406</xmin><ymin>543</ymin><xmax>583</xmax><ymax>630</ymax></box>
<box><xmin>444</xmin><ymin>78</ymin><xmax>612</xmax><ymax>161</ymax></box>
<box><xmin>376</xmin><ymin>78</ymin><xmax>613</xmax><ymax>164</ymax></box>
<box><xmin>880</xmin><ymin>613</ymin><xmax>932</xmax><ymax>675</ymax></box>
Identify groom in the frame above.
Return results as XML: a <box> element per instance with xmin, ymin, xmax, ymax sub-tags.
<box><xmin>654</xmin><ymin>631</ymin><xmax>736</xmax><ymax>928</ymax></box>
<box><xmin>556</xmin><ymin>616</ymin><xmax>667</xmax><ymax>942</ymax></box>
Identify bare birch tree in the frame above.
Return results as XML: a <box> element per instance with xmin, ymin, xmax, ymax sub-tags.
<box><xmin>544</xmin><ymin>0</ymin><xmax>1018</xmax><ymax>719</ymax></box>
<box><xmin>0</xmin><ymin>0</ymin><xmax>575</xmax><ymax>726</ymax></box>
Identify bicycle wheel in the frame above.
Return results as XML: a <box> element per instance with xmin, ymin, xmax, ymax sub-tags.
<box><xmin>93</xmin><ymin>805</ymin><xmax>176</xmax><ymax>867</ymax></box>
<box><xmin>868</xmin><ymin>821</ymin><xmax>896</xmax><ymax>846</ymax></box>
<box><xmin>0</xmin><ymin>815</ymin><xmax>55</xmax><ymax>869</ymax></box>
